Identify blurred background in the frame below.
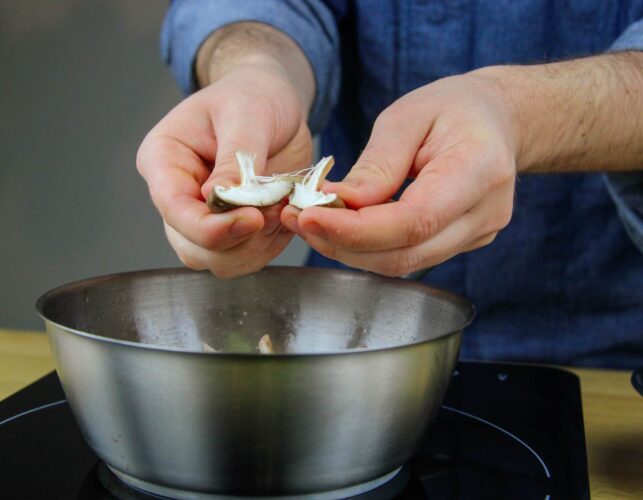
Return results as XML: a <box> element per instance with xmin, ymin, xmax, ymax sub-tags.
<box><xmin>0</xmin><ymin>0</ymin><xmax>307</xmax><ymax>330</ymax></box>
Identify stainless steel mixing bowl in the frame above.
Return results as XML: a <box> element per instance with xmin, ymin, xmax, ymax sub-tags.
<box><xmin>36</xmin><ymin>267</ymin><xmax>474</xmax><ymax>498</ymax></box>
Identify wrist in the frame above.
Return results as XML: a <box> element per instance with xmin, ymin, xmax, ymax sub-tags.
<box><xmin>196</xmin><ymin>22</ymin><xmax>315</xmax><ymax>118</ymax></box>
<box><xmin>461</xmin><ymin>67</ymin><xmax>523</xmax><ymax>172</ymax></box>
<box><xmin>471</xmin><ymin>54</ymin><xmax>643</xmax><ymax>174</ymax></box>
<box><xmin>469</xmin><ymin>65</ymin><xmax>541</xmax><ymax>173</ymax></box>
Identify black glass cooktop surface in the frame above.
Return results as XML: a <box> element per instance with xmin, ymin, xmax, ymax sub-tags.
<box><xmin>0</xmin><ymin>361</ymin><xmax>589</xmax><ymax>499</ymax></box>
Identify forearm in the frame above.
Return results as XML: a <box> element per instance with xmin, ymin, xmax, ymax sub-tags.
<box><xmin>196</xmin><ymin>22</ymin><xmax>315</xmax><ymax>116</ymax></box>
<box><xmin>477</xmin><ymin>51</ymin><xmax>643</xmax><ymax>173</ymax></box>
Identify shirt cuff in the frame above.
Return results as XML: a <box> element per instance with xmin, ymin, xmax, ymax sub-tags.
<box><xmin>604</xmin><ymin>173</ymin><xmax>643</xmax><ymax>253</ymax></box>
<box><xmin>610</xmin><ymin>18</ymin><xmax>643</xmax><ymax>51</ymax></box>
<box><xmin>604</xmin><ymin>18</ymin><xmax>643</xmax><ymax>253</ymax></box>
<box><xmin>160</xmin><ymin>0</ymin><xmax>341</xmax><ymax>134</ymax></box>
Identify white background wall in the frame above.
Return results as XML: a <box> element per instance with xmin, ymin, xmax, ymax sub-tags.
<box><xmin>0</xmin><ymin>0</ymin><xmax>307</xmax><ymax>329</ymax></box>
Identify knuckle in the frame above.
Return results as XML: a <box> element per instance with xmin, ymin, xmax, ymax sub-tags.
<box><xmin>199</xmin><ymin>238</ymin><xmax>221</xmax><ymax>252</ymax></box>
<box><xmin>212</xmin><ymin>257</ymin><xmax>267</xmax><ymax>279</ymax></box>
<box><xmin>406</xmin><ymin>217</ymin><xmax>432</xmax><ymax>246</ymax></box>
<box><xmin>225</xmin><ymin>93</ymin><xmax>273</xmax><ymax>116</ymax></box>
<box><xmin>215</xmin><ymin>147</ymin><xmax>258</xmax><ymax>179</ymax></box>
<box><xmin>403</xmin><ymin>202</ymin><xmax>439</xmax><ymax>246</ymax></box>
<box><xmin>472</xmin><ymin>232</ymin><xmax>498</xmax><ymax>250</ymax></box>
<box><xmin>482</xmin><ymin>232</ymin><xmax>498</xmax><ymax>246</ymax></box>
<box><xmin>491</xmin><ymin>157</ymin><xmax>516</xmax><ymax>189</ymax></box>
<box><xmin>209</xmin><ymin>255</ymin><xmax>253</xmax><ymax>279</ymax></box>
<box><xmin>175</xmin><ymin>250</ymin><xmax>205</xmax><ymax>271</ymax></box>
<box><xmin>210</xmin><ymin>267</ymin><xmax>237</xmax><ymax>279</ymax></box>
<box><xmin>353</xmin><ymin>156</ymin><xmax>395</xmax><ymax>187</ymax></box>
<box><xmin>373</xmin><ymin>107</ymin><xmax>399</xmax><ymax>131</ymax></box>
<box><xmin>202</xmin><ymin>231</ymin><xmax>237</xmax><ymax>252</ymax></box>
<box><xmin>323</xmin><ymin>245</ymin><xmax>339</xmax><ymax>261</ymax></box>
<box><xmin>136</xmin><ymin>133</ymin><xmax>176</xmax><ymax>174</ymax></box>
<box><xmin>156</xmin><ymin>188</ymin><xmax>175</xmax><ymax>216</ymax></box>
<box><xmin>381</xmin><ymin>252</ymin><xmax>414</xmax><ymax>277</ymax></box>
<box><xmin>314</xmin><ymin>240</ymin><xmax>338</xmax><ymax>261</ymax></box>
<box><xmin>135</xmin><ymin>134</ymin><xmax>156</xmax><ymax>176</ymax></box>
<box><xmin>216</xmin><ymin>147</ymin><xmax>243</xmax><ymax>168</ymax></box>
<box><xmin>135</xmin><ymin>147</ymin><xmax>145</xmax><ymax>176</ymax></box>
<box><xmin>497</xmin><ymin>207</ymin><xmax>513</xmax><ymax>229</ymax></box>
<box><xmin>489</xmin><ymin>204</ymin><xmax>513</xmax><ymax>232</ymax></box>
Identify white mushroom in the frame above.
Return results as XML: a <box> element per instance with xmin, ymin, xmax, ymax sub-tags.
<box><xmin>288</xmin><ymin>156</ymin><xmax>345</xmax><ymax>209</ymax></box>
<box><xmin>201</xmin><ymin>341</ymin><xmax>220</xmax><ymax>353</ymax></box>
<box><xmin>207</xmin><ymin>151</ymin><xmax>294</xmax><ymax>213</ymax></box>
<box><xmin>258</xmin><ymin>334</ymin><xmax>274</xmax><ymax>354</ymax></box>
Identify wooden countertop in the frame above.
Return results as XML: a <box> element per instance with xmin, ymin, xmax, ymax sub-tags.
<box><xmin>1</xmin><ymin>329</ymin><xmax>641</xmax><ymax>498</ymax></box>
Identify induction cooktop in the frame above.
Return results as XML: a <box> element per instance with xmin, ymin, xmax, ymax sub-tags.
<box><xmin>0</xmin><ymin>361</ymin><xmax>589</xmax><ymax>499</ymax></box>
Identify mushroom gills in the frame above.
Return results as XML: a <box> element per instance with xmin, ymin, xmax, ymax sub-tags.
<box><xmin>289</xmin><ymin>156</ymin><xmax>345</xmax><ymax>209</ymax></box>
<box><xmin>207</xmin><ymin>151</ymin><xmax>294</xmax><ymax>213</ymax></box>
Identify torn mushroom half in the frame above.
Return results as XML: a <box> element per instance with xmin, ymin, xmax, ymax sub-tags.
<box><xmin>258</xmin><ymin>334</ymin><xmax>274</xmax><ymax>354</ymax></box>
<box><xmin>288</xmin><ymin>156</ymin><xmax>345</xmax><ymax>209</ymax></box>
<box><xmin>206</xmin><ymin>151</ymin><xmax>343</xmax><ymax>213</ymax></box>
<box><xmin>207</xmin><ymin>151</ymin><xmax>294</xmax><ymax>213</ymax></box>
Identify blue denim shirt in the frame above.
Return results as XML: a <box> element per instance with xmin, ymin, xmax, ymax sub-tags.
<box><xmin>161</xmin><ymin>1</ymin><xmax>643</xmax><ymax>369</ymax></box>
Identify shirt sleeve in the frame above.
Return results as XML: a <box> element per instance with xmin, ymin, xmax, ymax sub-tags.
<box><xmin>603</xmin><ymin>18</ymin><xmax>643</xmax><ymax>253</ymax></box>
<box><xmin>160</xmin><ymin>0</ymin><xmax>341</xmax><ymax>134</ymax></box>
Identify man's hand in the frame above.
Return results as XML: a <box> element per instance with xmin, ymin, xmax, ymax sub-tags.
<box><xmin>137</xmin><ymin>24</ymin><xmax>315</xmax><ymax>278</ymax></box>
<box><xmin>282</xmin><ymin>53</ymin><xmax>643</xmax><ymax>277</ymax></box>
<box><xmin>282</xmin><ymin>74</ymin><xmax>517</xmax><ymax>276</ymax></box>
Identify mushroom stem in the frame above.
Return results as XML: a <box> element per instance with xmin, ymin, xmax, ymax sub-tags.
<box><xmin>206</xmin><ymin>151</ymin><xmax>294</xmax><ymax>213</ymax></box>
<box><xmin>236</xmin><ymin>151</ymin><xmax>256</xmax><ymax>185</ymax></box>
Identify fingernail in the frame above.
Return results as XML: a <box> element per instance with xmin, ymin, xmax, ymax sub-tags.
<box><xmin>303</xmin><ymin>221</ymin><xmax>327</xmax><ymax>239</ymax></box>
<box><xmin>230</xmin><ymin>218</ymin><xmax>258</xmax><ymax>238</ymax></box>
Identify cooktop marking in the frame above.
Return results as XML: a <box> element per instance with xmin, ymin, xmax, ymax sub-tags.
<box><xmin>2</xmin><ymin>400</ymin><xmax>552</xmax><ymax>483</ymax></box>
<box><xmin>0</xmin><ymin>399</ymin><xmax>67</xmax><ymax>428</ymax></box>
<box><xmin>442</xmin><ymin>405</ymin><xmax>551</xmax><ymax>479</ymax></box>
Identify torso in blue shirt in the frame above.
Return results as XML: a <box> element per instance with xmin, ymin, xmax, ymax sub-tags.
<box><xmin>308</xmin><ymin>0</ymin><xmax>643</xmax><ymax>368</ymax></box>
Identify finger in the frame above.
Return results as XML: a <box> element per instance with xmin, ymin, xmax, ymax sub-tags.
<box><xmin>296</xmin><ymin>219</ymin><xmax>469</xmax><ymax>276</ymax></box>
<box><xmin>200</xmin><ymin>115</ymin><xmax>273</xmax><ymax>198</ymax></box>
<box><xmin>463</xmin><ymin>232</ymin><xmax>498</xmax><ymax>251</ymax></box>
<box><xmin>260</xmin><ymin>200</ymin><xmax>288</xmax><ymax>236</ymax></box>
<box><xmin>146</xmin><ymin>92</ymin><xmax>219</xmax><ymax>166</ymax></box>
<box><xmin>165</xmin><ymin>223</ymin><xmax>211</xmax><ymax>270</ymax></box>
<box><xmin>139</xmin><ymin>137</ymin><xmax>264</xmax><ymax>250</ymax></box>
<box><xmin>324</xmin><ymin>103</ymin><xmax>429</xmax><ymax>208</ymax></box>
<box><xmin>298</xmin><ymin>194</ymin><xmax>509</xmax><ymax>276</ymax></box>
<box><xmin>264</xmin><ymin>120</ymin><xmax>313</xmax><ymax>175</ymax></box>
<box><xmin>166</xmin><ymin>222</ymin><xmax>294</xmax><ymax>279</ymax></box>
<box><xmin>260</xmin><ymin>227</ymin><xmax>297</xmax><ymax>268</ymax></box>
<box><xmin>297</xmin><ymin>156</ymin><xmax>489</xmax><ymax>251</ymax></box>
<box><xmin>281</xmin><ymin>205</ymin><xmax>302</xmax><ymax>234</ymax></box>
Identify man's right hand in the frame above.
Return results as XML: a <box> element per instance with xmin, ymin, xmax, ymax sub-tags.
<box><xmin>137</xmin><ymin>56</ymin><xmax>313</xmax><ymax>278</ymax></box>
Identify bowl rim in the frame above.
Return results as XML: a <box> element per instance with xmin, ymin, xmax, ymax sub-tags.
<box><xmin>35</xmin><ymin>266</ymin><xmax>476</xmax><ymax>358</ymax></box>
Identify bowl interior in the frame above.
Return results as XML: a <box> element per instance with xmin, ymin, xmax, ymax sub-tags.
<box><xmin>37</xmin><ymin>267</ymin><xmax>474</xmax><ymax>354</ymax></box>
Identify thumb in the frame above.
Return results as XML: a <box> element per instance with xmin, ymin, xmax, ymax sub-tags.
<box><xmin>329</xmin><ymin>108</ymin><xmax>426</xmax><ymax>208</ymax></box>
<box><xmin>201</xmin><ymin>118</ymin><xmax>271</xmax><ymax>199</ymax></box>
